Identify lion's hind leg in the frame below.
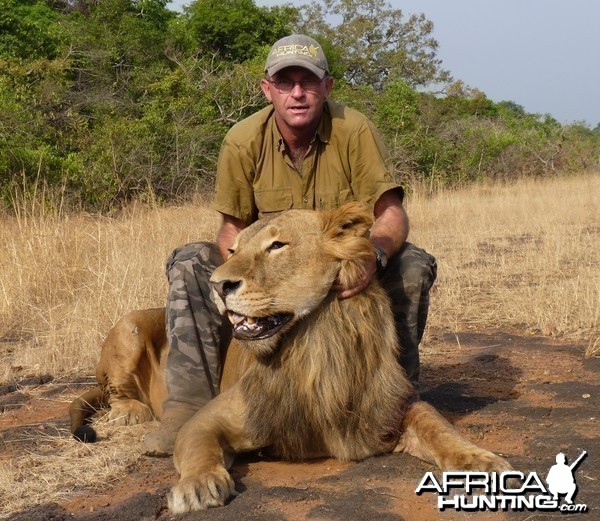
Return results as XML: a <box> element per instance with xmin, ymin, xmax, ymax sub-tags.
<box><xmin>396</xmin><ymin>401</ymin><xmax>512</xmax><ymax>473</ymax></box>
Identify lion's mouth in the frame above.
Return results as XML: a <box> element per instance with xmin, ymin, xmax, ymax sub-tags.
<box><xmin>227</xmin><ymin>311</ymin><xmax>293</xmax><ymax>340</ymax></box>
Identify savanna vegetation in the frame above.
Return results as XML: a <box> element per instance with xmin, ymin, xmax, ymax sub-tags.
<box><xmin>1</xmin><ymin>173</ymin><xmax>598</xmax><ymax>387</ymax></box>
<box><xmin>2</xmin><ymin>0</ymin><xmax>599</xmax><ymax>212</ymax></box>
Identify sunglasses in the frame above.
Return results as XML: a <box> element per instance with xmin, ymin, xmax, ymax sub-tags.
<box><xmin>267</xmin><ymin>77</ymin><xmax>324</xmax><ymax>93</ymax></box>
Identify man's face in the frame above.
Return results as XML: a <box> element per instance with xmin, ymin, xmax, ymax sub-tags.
<box><xmin>261</xmin><ymin>67</ymin><xmax>334</xmax><ymax>135</ymax></box>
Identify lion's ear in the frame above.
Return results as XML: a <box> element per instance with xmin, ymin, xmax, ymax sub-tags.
<box><xmin>321</xmin><ymin>202</ymin><xmax>375</xmax><ymax>289</ymax></box>
<box><xmin>321</xmin><ymin>202</ymin><xmax>373</xmax><ymax>240</ymax></box>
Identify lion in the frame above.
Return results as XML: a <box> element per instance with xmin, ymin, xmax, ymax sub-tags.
<box><xmin>70</xmin><ymin>202</ymin><xmax>511</xmax><ymax>513</ymax></box>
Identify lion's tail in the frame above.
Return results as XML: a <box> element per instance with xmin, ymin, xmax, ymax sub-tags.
<box><xmin>69</xmin><ymin>386</ymin><xmax>108</xmax><ymax>442</ymax></box>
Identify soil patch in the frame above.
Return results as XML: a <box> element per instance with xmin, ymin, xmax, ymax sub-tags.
<box><xmin>2</xmin><ymin>329</ymin><xmax>598</xmax><ymax>521</ymax></box>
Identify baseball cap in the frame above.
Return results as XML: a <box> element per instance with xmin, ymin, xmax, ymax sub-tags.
<box><xmin>265</xmin><ymin>35</ymin><xmax>329</xmax><ymax>79</ymax></box>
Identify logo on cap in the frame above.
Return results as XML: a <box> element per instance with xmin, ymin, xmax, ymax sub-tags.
<box><xmin>271</xmin><ymin>44</ymin><xmax>320</xmax><ymax>60</ymax></box>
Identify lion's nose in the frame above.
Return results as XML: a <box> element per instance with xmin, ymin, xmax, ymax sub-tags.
<box><xmin>213</xmin><ymin>280</ymin><xmax>241</xmax><ymax>299</ymax></box>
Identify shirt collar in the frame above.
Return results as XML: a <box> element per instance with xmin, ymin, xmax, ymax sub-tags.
<box><xmin>316</xmin><ymin>101</ymin><xmax>332</xmax><ymax>144</ymax></box>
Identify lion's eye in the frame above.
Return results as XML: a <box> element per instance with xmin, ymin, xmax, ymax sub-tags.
<box><xmin>227</xmin><ymin>248</ymin><xmax>235</xmax><ymax>258</ymax></box>
<box><xmin>267</xmin><ymin>241</ymin><xmax>287</xmax><ymax>252</ymax></box>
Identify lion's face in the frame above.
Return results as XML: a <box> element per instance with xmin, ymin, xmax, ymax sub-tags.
<box><xmin>210</xmin><ymin>203</ymin><xmax>374</xmax><ymax>356</ymax></box>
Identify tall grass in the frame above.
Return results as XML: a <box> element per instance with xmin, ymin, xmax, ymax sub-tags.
<box><xmin>0</xmin><ymin>186</ymin><xmax>220</xmax><ymax>382</ymax></box>
<box><xmin>408</xmin><ymin>173</ymin><xmax>599</xmax><ymax>347</ymax></box>
<box><xmin>1</xmin><ymin>173</ymin><xmax>598</xmax><ymax>383</ymax></box>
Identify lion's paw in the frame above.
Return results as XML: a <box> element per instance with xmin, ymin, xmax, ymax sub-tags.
<box><xmin>441</xmin><ymin>447</ymin><xmax>512</xmax><ymax>473</ymax></box>
<box><xmin>107</xmin><ymin>399</ymin><xmax>154</xmax><ymax>426</ymax></box>
<box><xmin>168</xmin><ymin>469</ymin><xmax>236</xmax><ymax>513</ymax></box>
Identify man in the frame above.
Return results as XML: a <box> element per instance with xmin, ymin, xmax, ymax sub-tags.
<box><xmin>142</xmin><ymin>34</ymin><xmax>437</xmax><ymax>456</ymax></box>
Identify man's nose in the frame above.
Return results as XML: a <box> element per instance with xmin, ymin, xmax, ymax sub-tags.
<box><xmin>290</xmin><ymin>82</ymin><xmax>306</xmax><ymax>97</ymax></box>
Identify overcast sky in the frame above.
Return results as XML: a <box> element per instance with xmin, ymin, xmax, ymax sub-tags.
<box><xmin>169</xmin><ymin>0</ymin><xmax>600</xmax><ymax>126</ymax></box>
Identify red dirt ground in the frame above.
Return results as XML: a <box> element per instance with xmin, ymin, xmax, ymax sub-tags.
<box><xmin>2</xmin><ymin>328</ymin><xmax>599</xmax><ymax>521</ymax></box>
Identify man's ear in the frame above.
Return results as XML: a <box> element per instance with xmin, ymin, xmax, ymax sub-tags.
<box><xmin>321</xmin><ymin>202</ymin><xmax>374</xmax><ymax>289</ymax></box>
<box><xmin>324</xmin><ymin>75</ymin><xmax>335</xmax><ymax>97</ymax></box>
<box><xmin>260</xmin><ymin>78</ymin><xmax>273</xmax><ymax>102</ymax></box>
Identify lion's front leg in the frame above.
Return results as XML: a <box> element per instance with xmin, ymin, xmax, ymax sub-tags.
<box><xmin>107</xmin><ymin>398</ymin><xmax>155</xmax><ymax>426</ymax></box>
<box><xmin>168</xmin><ymin>385</ymin><xmax>266</xmax><ymax>513</ymax></box>
<box><xmin>396</xmin><ymin>401</ymin><xmax>512</xmax><ymax>473</ymax></box>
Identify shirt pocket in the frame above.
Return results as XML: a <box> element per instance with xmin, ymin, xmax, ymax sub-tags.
<box><xmin>317</xmin><ymin>189</ymin><xmax>355</xmax><ymax>210</ymax></box>
<box><xmin>254</xmin><ymin>188</ymin><xmax>293</xmax><ymax>216</ymax></box>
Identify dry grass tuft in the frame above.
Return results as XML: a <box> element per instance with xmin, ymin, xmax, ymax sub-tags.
<box><xmin>0</xmin><ymin>386</ymin><xmax>155</xmax><ymax>518</ymax></box>
<box><xmin>0</xmin><ymin>195</ymin><xmax>220</xmax><ymax>381</ymax></box>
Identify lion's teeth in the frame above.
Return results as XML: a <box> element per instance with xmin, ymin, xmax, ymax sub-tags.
<box><xmin>227</xmin><ymin>312</ymin><xmax>246</xmax><ymax>325</ymax></box>
<box><xmin>246</xmin><ymin>317</ymin><xmax>256</xmax><ymax>325</ymax></box>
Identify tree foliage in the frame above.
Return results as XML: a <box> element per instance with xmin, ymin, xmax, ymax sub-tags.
<box><xmin>0</xmin><ymin>0</ymin><xmax>598</xmax><ymax>211</ymax></box>
<box><xmin>296</xmin><ymin>0</ymin><xmax>451</xmax><ymax>88</ymax></box>
<box><xmin>185</xmin><ymin>0</ymin><xmax>295</xmax><ymax>62</ymax></box>
<box><xmin>0</xmin><ymin>0</ymin><xmax>66</xmax><ymax>59</ymax></box>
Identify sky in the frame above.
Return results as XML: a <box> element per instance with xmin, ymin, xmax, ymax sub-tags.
<box><xmin>168</xmin><ymin>0</ymin><xmax>600</xmax><ymax>126</ymax></box>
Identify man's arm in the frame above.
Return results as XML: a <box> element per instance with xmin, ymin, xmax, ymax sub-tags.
<box><xmin>216</xmin><ymin>214</ymin><xmax>247</xmax><ymax>261</ymax></box>
<box><xmin>370</xmin><ymin>188</ymin><xmax>409</xmax><ymax>258</ymax></box>
<box><xmin>337</xmin><ymin>189</ymin><xmax>408</xmax><ymax>299</ymax></box>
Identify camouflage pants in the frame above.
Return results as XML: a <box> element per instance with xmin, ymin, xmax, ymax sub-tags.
<box><xmin>163</xmin><ymin>241</ymin><xmax>436</xmax><ymax>411</ymax></box>
<box><xmin>163</xmin><ymin>242</ymin><xmax>230</xmax><ymax>412</ymax></box>
<box><xmin>379</xmin><ymin>242</ymin><xmax>437</xmax><ymax>383</ymax></box>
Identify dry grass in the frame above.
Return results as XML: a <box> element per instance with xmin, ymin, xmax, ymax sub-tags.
<box><xmin>0</xmin><ymin>173</ymin><xmax>598</xmax><ymax>518</ymax></box>
<box><xmin>1</xmin><ymin>173</ymin><xmax>598</xmax><ymax>383</ymax></box>
<box><xmin>0</xmin><ymin>193</ymin><xmax>220</xmax><ymax>382</ymax></box>
<box><xmin>407</xmin><ymin>173</ymin><xmax>599</xmax><ymax>346</ymax></box>
<box><xmin>0</xmin><ymin>384</ymin><xmax>156</xmax><ymax>519</ymax></box>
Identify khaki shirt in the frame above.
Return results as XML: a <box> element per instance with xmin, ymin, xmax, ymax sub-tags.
<box><xmin>213</xmin><ymin>100</ymin><xmax>402</xmax><ymax>224</ymax></box>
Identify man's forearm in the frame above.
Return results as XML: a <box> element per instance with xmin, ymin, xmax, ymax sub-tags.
<box><xmin>371</xmin><ymin>190</ymin><xmax>409</xmax><ymax>258</ymax></box>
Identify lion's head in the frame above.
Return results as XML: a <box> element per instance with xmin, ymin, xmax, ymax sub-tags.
<box><xmin>210</xmin><ymin>203</ymin><xmax>375</xmax><ymax>356</ymax></box>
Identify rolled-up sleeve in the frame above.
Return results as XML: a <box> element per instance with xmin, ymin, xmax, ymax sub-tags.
<box><xmin>348</xmin><ymin>119</ymin><xmax>404</xmax><ymax>206</ymax></box>
<box><xmin>212</xmin><ymin>136</ymin><xmax>258</xmax><ymax>225</ymax></box>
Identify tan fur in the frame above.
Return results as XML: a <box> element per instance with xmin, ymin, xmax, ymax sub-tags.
<box><xmin>70</xmin><ymin>203</ymin><xmax>512</xmax><ymax>513</ymax></box>
<box><xmin>69</xmin><ymin>308</ymin><xmax>169</xmax><ymax>440</ymax></box>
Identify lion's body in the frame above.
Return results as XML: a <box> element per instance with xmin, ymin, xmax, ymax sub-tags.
<box><xmin>70</xmin><ymin>203</ymin><xmax>511</xmax><ymax>513</ymax></box>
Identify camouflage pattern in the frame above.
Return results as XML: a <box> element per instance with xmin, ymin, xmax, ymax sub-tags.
<box><xmin>379</xmin><ymin>242</ymin><xmax>437</xmax><ymax>384</ymax></box>
<box><xmin>163</xmin><ymin>242</ymin><xmax>231</xmax><ymax>412</ymax></box>
<box><xmin>162</xmin><ymin>240</ymin><xmax>436</xmax><ymax>412</ymax></box>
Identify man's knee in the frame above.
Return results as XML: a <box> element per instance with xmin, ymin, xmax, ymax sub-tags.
<box><xmin>383</xmin><ymin>243</ymin><xmax>437</xmax><ymax>296</ymax></box>
<box><xmin>166</xmin><ymin>242</ymin><xmax>222</xmax><ymax>278</ymax></box>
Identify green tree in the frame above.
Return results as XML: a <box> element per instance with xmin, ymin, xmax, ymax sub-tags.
<box><xmin>0</xmin><ymin>0</ymin><xmax>67</xmax><ymax>60</ymax></box>
<box><xmin>63</xmin><ymin>0</ymin><xmax>175</xmax><ymax>101</ymax></box>
<box><xmin>184</xmin><ymin>0</ymin><xmax>297</xmax><ymax>62</ymax></box>
<box><xmin>297</xmin><ymin>0</ymin><xmax>451</xmax><ymax>88</ymax></box>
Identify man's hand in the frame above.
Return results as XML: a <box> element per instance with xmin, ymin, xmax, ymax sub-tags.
<box><xmin>332</xmin><ymin>253</ymin><xmax>378</xmax><ymax>299</ymax></box>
